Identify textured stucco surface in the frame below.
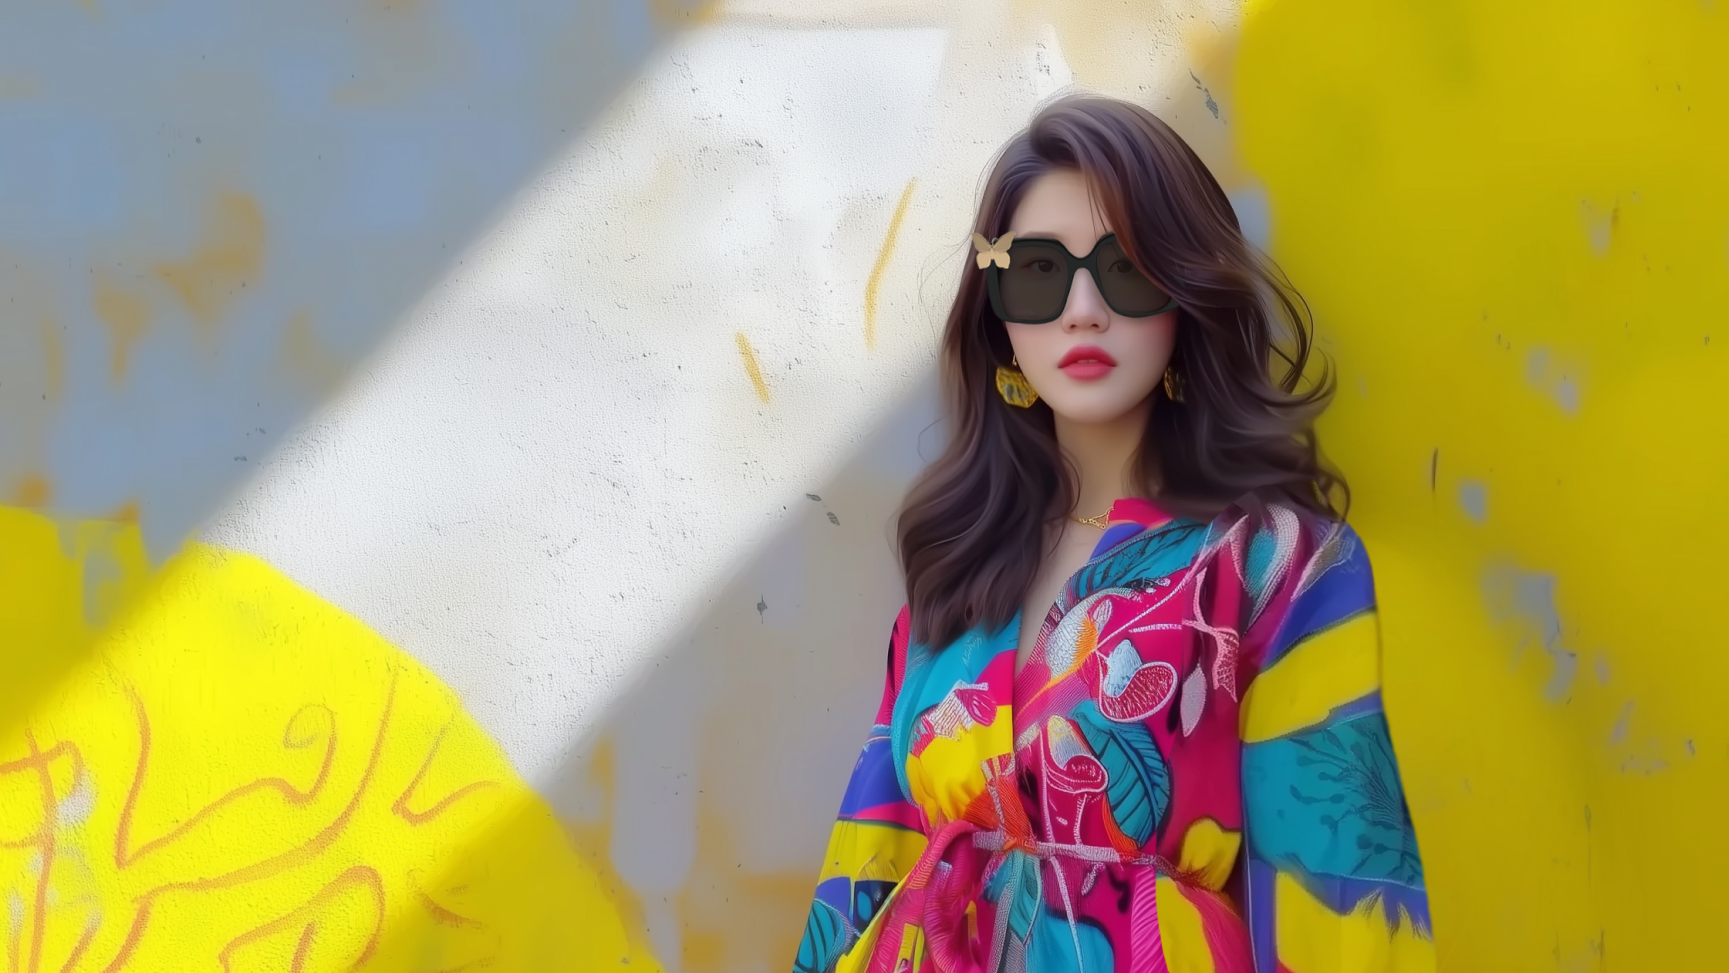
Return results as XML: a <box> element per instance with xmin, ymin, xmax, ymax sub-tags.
<box><xmin>200</xmin><ymin>4</ymin><xmax>1236</xmax><ymax>789</ymax></box>
<box><xmin>6</xmin><ymin>0</ymin><xmax>1728</xmax><ymax>969</ymax></box>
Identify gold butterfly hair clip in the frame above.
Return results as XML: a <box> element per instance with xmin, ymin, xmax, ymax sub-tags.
<box><xmin>972</xmin><ymin>232</ymin><xmax>1014</xmax><ymax>269</ymax></box>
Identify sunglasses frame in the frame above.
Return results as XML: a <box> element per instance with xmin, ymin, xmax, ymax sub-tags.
<box><xmin>982</xmin><ymin>232</ymin><xmax>1179</xmax><ymax>325</ymax></box>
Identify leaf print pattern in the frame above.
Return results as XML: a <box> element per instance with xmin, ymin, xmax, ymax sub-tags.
<box><xmin>1071</xmin><ymin>701</ymin><xmax>1171</xmax><ymax>848</ymax></box>
<box><xmin>1243</xmin><ymin>710</ymin><xmax>1424</xmax><ymax>887</ymax></box>
<box><xmin>1067</xmin><ymin>522</ymin><xmax>1205</xmax><ymax>604</ymax></box>
<box><xmin>793</xmin><ymin>899</ymin><xmax>851</xmax><ymax>973</ymax></box>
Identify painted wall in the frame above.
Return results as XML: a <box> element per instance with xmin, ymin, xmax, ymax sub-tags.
<box><xmin>2</xmin><ymin>1</ymin><xmax>1726</xmax><ymax>971</ymax></box>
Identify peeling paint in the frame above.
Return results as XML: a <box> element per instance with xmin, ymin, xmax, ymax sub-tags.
<box><xmin>1226</xmin><ymin>184</ymin><xmax>1270</xmax><ymax>250</ymax></box>
<box><xmin>1524</xmin><ymin>346</ymin><xmax>1584</xmax><ymax>415</ymax></box>
<box><xmin>1458</xmin><ymin>479</ymin><xmax>1487</xmax><ymax>523</ymax></box>
<box><xmin>1580</xmin><ymin>198</ymin><xmax>1619</xmax><ymax>256</ymax></box>
<box><xmin>1609</xmin><ymin>701</ymin><xmax>1633</xmax><ymax>745</ymax></box>
<box><xmin>1190</xmin><ymin>69</ymin><xmax>1221</xmax><ymax>119</ymax></box>
<box><xmin>1482</xmin><ymin>565</ymin><xmax>1579</xmax><ymax>702</ymax></box>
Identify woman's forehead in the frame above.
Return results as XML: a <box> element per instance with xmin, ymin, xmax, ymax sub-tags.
<box><xmin>1007</xmin><ymin>170</ymin><xmax>1113</xmax><ymax>247</ymax></box>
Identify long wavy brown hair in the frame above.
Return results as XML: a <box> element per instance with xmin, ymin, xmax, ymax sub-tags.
<box><xmin>896</xmin><ymin>95</ymin><xmax>1346</xmax><ymax>650</ymax></box>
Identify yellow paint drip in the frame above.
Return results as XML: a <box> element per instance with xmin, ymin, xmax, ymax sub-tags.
<box><xmin>92</xmin><ymin>272</ymin><xmax>149</xmax><ymax>385</ymax></box>
<box><xmin>154</xmin><ymin>193</ymin><xmax>267</xmax><ymax>343</ymax></box>
<box><xmin>865</xmin><ymin>177</ymin><xmax>917</xmax><ymax>351</ymax></box>
<box><xmin>735</xmin><ymin>330</ymin><xmax>771</xmax><ymax>402</ymax></box>
<box><xmin>281</xmin><ymin>311</ymin><xmax>347</xmax><ymax>394</ymax></box>
<box><xmin>0</xmin><ymin>504</ymin><xmax>663</xmax><ymax>972</ymax></box>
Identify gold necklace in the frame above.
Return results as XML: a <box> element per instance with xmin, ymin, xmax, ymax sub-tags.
<box><xmin>1071</xmin><ymin>511</ymin><xmax>1110</xmax><ymax>529</ymax></box>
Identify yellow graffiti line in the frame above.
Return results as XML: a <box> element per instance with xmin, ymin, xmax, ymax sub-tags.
<box><xmin>734</xmin><ymin>331</ymin><xmax>770</xmax><ymax>403</ymax></box>
<box><xmin>864</xmin><ymin>178</ymin><xmax>918</xmax><ymax>351</ymax></box>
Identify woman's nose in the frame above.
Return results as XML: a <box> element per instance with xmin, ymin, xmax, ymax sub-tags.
<box><xmin>1061</xmin><ymin>268</ymin><xmax>1110</xmax><ymax>330</ymax></box>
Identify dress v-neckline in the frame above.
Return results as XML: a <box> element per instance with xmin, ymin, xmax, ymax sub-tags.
<box><xmin>1010</xmin><ymin>496</ymin><xmax>1174</xmax><ymax>688</ymax></box>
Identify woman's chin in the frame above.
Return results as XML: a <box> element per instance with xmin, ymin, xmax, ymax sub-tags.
<box><xmin>1039</xmin><ymin>388</ymin><xmax>1156</xmax><ymax>427</ymax></box>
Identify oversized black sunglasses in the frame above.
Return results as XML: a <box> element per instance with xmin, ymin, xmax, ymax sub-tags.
<box><xmin>978</xmin><ymin>232</ymin><xmax>1178</xmax><ymax>325</ymax></box>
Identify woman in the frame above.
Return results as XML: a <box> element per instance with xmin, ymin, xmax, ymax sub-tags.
<box><xmin>794</xmin><ymin>96</ymin><xmax>1435</xmax><ymax>973</ymax></box>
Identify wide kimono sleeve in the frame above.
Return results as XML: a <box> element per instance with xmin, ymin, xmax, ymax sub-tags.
<box><xmin>793</xmin><ymin>607</ymin><xmax>930</xmax><ymax>973</ymax></box>
<box><xmin>1237</xmin><ymin>521</ymin><xmax>1437</xmax><ymax>973</ymax></box>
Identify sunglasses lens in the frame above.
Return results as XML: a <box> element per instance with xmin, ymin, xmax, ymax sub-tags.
<box><xmin>996</xmin><ymin>241</ymin><xmax>1071</xmax><ymax>322</ymax></box>
<box><xmin>1095</xmin><ymin>237</ymin><xmax>1173</xmax><ymax>316</ymax></box>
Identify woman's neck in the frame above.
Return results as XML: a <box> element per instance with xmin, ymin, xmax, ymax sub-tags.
<box><xmin>1053</xmin><ymin>397</ymin><xmax>1153</xmax><ymax>520</ymax></box>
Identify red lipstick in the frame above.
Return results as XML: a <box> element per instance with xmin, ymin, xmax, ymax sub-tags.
<box><xmin>1057</xmin><ymin>345</ymin><xmax>1117</xmax><ymax>381</ymax></box>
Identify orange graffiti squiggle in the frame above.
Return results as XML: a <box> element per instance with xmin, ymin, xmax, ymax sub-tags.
<box><xmin>114</xmin><ymin>691</ymin><xmax>338</xmax><ymax>868</ymax></box>
<box><xmin>214</xmin><ymin>865</ymin><xmax>386</xmax><ymax>973</ymax></box>
<box><xmin>288</xmin><ymin>925</ymin><xmax>316</xmax><ymax>973</ymax></box>
<box><xmin>149</xmin><ymin>674</ymin><xmax>393</xmax><ymax>893</ymax></box>
<box><xmin>111</xmin><ymin>688</ymin><xmax>151</xmax><ymax>871</ymax></box>
<box><xmin>95</xmin><ymin>904</ymin><xmax>149</xmax><ymax>973</ymax></box>
<box><xmin>24</xmin><ymin>732</ymin><xmax>55</xmax><ymax>973</ymax></box>
<box><xmin>54</xmin><ymin>918</ymin><xmax>99</xmax><ymax>973</ymax></box>
<box><xmin>415</xmin><ymin>890</ymin><xmax>486</xmax><ymax>930</ymax></box>
<box><xmin>0</xmin><ymin>740</ymin><xmax>82</xmax><ymax>849</ymax></box>
<box><xmin>392</xmin><ymin>722</ymin><xmax>499</xmax><ymax>827</ymax></box>
<box><xmin>99</xmin><ymin>672</ymin><xmax>399</xmax><ymax>971</ymax></box>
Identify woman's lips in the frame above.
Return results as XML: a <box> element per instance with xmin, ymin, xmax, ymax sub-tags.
<box><xmin>1058</xmin><ymin>345</ymin><xmax>1117</xmax><ymax>381</ymax></box>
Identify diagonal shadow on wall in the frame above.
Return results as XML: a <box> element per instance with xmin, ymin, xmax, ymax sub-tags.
<box><xmin>535</xmin><ymin>378</ymin><xmax>942</xmax><ymax>972</ymax></box>
<box><xmin>0</xmin><ymin>0</ymin><xmax>711</xmax><ymax>744</ymax></box>
<box><xmin>0</xmin><ymin>0</ymin><xmax>711</xmax><ymax>557</ymax></box>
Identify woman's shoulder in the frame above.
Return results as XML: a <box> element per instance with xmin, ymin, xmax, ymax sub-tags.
<box><xmin>1199</xmin><ymin>492</ymin><xmax>1374</xmax><ymax>598</ymax></box>
<box><xmin>1202</xmin><ymin>491</ymin><xmax>1364</xmax><ymax>547</ymax></box>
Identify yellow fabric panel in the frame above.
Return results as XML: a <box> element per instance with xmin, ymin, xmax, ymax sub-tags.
<box><xmin>1155</xmin><ymin>876</ymin><xmax>1218</xmax><ymax>973</ymax></box>
<box><xmin>1177</xmin><ymin>817</ymin><xmax>1242</xmax><ymax>891</ymax></box>
<box><xmin>1274</xmin><ymin>872</ymin><xmax>1436</xmax><ymax>973</ymax></box>
<box><xmin>816</xmin><ymin>820</ymin><xmax>928</xmax><ymax>885</ymax></box>
<box><xmin>1241</xmin><ymin>612</ymin><xmax>1381</xmax><ymax>744</ymax></box>
<box><xmin>897</xmin><ymin>922</ymin><xmax>926</xmax><ymax>970</ymax></box>
<box><xmin>904</xmin><ymin>705</ymin><xmax>1012</xmax><ymax>824</ymax></box>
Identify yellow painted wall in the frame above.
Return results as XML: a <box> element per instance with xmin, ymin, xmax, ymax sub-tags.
<box><xmin>0</xmin><ymin>504</ymin><xmax>661</xmax><ymax>972</ymax></box>
<box><xmin>1228</xmin><ymin>0</ymin><xmax>1729</xmax><ymax>968</ymax></box>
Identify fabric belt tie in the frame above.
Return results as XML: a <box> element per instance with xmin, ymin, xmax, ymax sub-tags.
<box><xmin>880</xmin><ymin>821</ymin><xmax>1170</xmax><ymax>973</ymax></box>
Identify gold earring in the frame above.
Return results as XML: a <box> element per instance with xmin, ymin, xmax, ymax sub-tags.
<box><xmin>1162</xmin><ymin>368</ymin><xmax>1184</xmax><ymax>403</ymax></box>
<box><xmin>996</xmin><ymin>354</ymin><xmax>1038</xmax><ymax>408</ymax></box>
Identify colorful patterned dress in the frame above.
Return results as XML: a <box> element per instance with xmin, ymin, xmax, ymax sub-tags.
<box><xmin>793</xmin><ymin>497</ymin><xmax>1435</xmax><ymax>973</ymax></box>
